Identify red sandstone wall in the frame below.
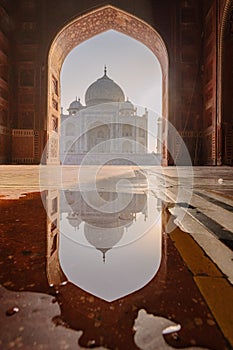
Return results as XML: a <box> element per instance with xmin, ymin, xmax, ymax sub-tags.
<box><xmin>168</xmin><ymin>0</ymin><xmax>203</xmax><ymax>165</ymax></box>
<box><xmin>221</xmin><ymin>0</ymin><xmax>233</xmax><ymax>165</ymax></box>
<box><xmin>2</xmin><ymin>0</ymin><xmax>232</xmax><ymax>165</ymax></box>
<box><xmin>0</xmin><ymin>4</ymin><xmax>11</xmax><ymax>163</ymax></box>
<box><xmin>201</xmin><ymin>1</ymin><xmax>217</xmax><ymax>165</ymax></box>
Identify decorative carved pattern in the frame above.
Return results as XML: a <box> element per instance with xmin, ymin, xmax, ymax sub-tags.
<box><xmin>0</xmin><ymin>125</ymin><xmax>10</xmax><ymax>135</ymax></box>
<box><xmin>50</xmin><ymin>137</ymin><xmax>58</xmax><ymax>159</ymax></box>
<box><xmin>12</xmin><ymin>158</ymin><xmax>35</xmax><ymax>163</ymax></box>
<box><xmin>12</xmin><ymin>129</ymin><xmax>34</xmax><ymax>136</ymax></box>
<box><xmin>49</xmin><ymin>6</ymin><xmax>168</xmax><ymax>76</ymax></box>
<box><xmin>52</xmin><ymin>75</ymin><xmax>58</xmax><ymax>95</ymax></box>
<box><xmin>202</xmin><ymin>129</ymin><xmax>216</xmax><ymax>164</ymax></box>
<box><xmin>51</xmin><ymin>115</ymin><xmax>58</xmax><ymax>131</ymax></box>
<box><xmin>229</xmin><ymin>9</ymin><xmax>233</xmax><ymax>35</ymax></box>
<box><xmin>52</xmin><ymin>98</ymin><xmax>58</xmax><ymax>111</ymax></box>
<box><xmin>33</xmin><ymin>130</ymin><xmax>39</xmax><ymax>158</ymax></box>
<box><xmin>224</xmin><ymin>124</ymin><xmax>233</xmax><ymax>164</ymax></box>
<box><xmin>179</xmin><ymin>131</ymin><xmax>202</xmax><ymax>137</ymax></box>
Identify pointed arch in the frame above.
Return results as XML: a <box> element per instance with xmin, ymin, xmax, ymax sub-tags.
<box><xmin>47</xmin><ymin>5</ymin><xmax>169</xmax><ymax>163</ymax></box>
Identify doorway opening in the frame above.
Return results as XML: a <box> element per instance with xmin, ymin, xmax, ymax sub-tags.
<box><xmin>60</xmin><ymin>29</ymin><xmax>163</xmax><ymax>164</ymax></box>
<box><xmin>46</xmin><ymin>5</ymin><xmax>168</xmax><ymax>164</ymax></box>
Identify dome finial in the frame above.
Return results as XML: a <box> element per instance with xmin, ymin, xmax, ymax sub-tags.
<box><xmin>75</xmin><ymin>96</ymin><xmax>77</xmax><ymax>101</ymax></box>
<box><xmin>104</xmin><ymin>65</ymin><xmax>107</xmax><ymax>76</ymax></box>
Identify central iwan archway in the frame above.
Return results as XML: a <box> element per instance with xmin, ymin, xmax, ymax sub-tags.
<box><xmin>46</xmin><ymin>5</ymin><xmax>169</xmax><ymax>164</ymax></box>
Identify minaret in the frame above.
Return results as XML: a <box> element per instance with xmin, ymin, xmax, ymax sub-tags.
<box><xmin>156</xmin><ymin>117</ymin><xmax>162</xmax><ymax>154</ymax></box>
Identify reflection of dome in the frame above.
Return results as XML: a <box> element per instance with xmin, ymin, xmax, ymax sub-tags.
<box><xmin>85</xmin><ymin>67</ymin><xmax>125</xmax><ymax>107</ymax></box>
<box><xmin>67</xmin><ymin>212</ymin><xmax>82</xmax><ymax>230</ymax></box>
<box><xmin>119</xmin><ymin>212</ymin><xmax>134</xmax><ymax>228</ymax></box>
<box><xmin>65</xmin><ymin>190</ymin><xmax>76</xmax><ymax>205</ymax></box>
<box><xmin>84</xmin><ymin>223</ymin><xmax>124</xmax><ymax>262</ymax></box>
<box><xmin>64</xmin><ymin>190</ymin><xmax>147</xmax><ymax>228</ymax></box>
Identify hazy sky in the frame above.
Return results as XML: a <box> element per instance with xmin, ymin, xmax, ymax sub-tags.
<box><xmin>60</xmin><ymin>30</ymin><xmax>162</xmax><ymax>151</ymax></box>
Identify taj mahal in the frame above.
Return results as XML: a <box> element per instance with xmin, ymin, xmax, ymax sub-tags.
<box><xmin>60</xmin><ymin>67</ymin><xmax>160</xmax><ymax>165</ymax></box>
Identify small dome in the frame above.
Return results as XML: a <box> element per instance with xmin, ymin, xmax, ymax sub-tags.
<box><xmin>120</xmin><ymin>99</ymin><xmax>134</xmax><ymax>111</ymax></box>
<box><xmin>68</xmin><ymin>98</ymin><xmax>83</xmax><ymax>112</ymax></box>
<box><xmin>67</xmin><ymin>212</ymin><xmax>82</xmax><ymax>229</ymax></box>
<box><xmin>85</xmin><ymin>67</ymin><xmax>125</xmax><ymax>107</ymax></box>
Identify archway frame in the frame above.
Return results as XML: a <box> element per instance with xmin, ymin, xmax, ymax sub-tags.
<box><xmin>46</xmin><ymin>5</ymin><xmax>169</xmax><ymax>164</ymax></box>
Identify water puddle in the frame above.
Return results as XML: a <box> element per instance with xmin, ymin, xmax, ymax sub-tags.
<box><xmin>0</xmin><ymin>170</ymin><xmax>230</xmax><ymax>349</ymax></box>
<box><xmin>57</xmin><ymin>191</ymin><xmax>161</xmax><ymax>302</ymax></box>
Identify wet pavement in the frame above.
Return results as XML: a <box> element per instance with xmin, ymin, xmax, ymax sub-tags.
<box><xmin>0</xmin><ymin>165</ymin><xmax>233</xmax><ymax>349</ymax></box>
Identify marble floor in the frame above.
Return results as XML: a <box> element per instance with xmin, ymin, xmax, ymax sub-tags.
<box><xmin>0</xmin><ymin>165</ymin><xmax>232</xmax><ymax>349</ymax></box>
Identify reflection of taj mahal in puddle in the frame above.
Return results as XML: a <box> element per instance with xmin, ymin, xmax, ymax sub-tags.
<box><xmin>46</xmin><ymin>171</ymin><xmax>162</xmax><ymax>302</ymax></box>
<box><xmin>64</xmin><ymin>190</ymin><xmax>148</xmax><ymax>263</ymax></box>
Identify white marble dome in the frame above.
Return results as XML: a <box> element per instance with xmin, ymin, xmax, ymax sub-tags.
<box><xmin>67</xmin><ymin>212</ymin><xmax>82</xmax><ymax>229</ymax></box>
<box><xmin>85</xmin><ymin>67</ymin><xmax>125</xmax><ymax>107</ymax></box>
<box><xmin>67</xmin><ymin>97</ymin><xmax>83</xmax><ymax>114</ymax></box>
<box><xmin>68</xmin><ymin>98</ymin><xmax>83</xmax><ymax>112</ymax></box>
<box><xmin>120</xmin><ymin>99</ymin><xmax>134</xmax><ymax>111</ymax></box>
